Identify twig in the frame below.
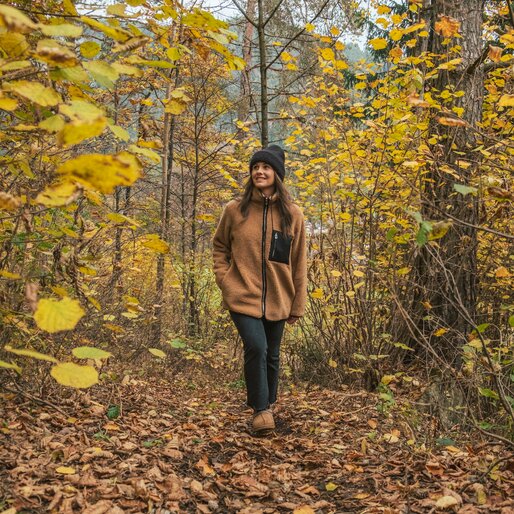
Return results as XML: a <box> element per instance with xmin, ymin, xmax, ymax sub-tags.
<box><xmin>459</xmin><ymin>452</ymin><xmax>514</xmax><ymax>494</ymax></box>
<box><xmin>1</xmin><ymin>384</ymin><xmax>68</xmax><ymax>417</ymax></box>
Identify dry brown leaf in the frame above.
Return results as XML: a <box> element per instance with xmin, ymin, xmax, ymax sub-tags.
<box><xmin>436</xmin><ymin>495</ymin><xmax>461</xmax><ymax>510</ymax></box>
<box><xmin>293</xmin><ymin>507</ymin><xmax>316</xmax><ymax>514</ymax></box>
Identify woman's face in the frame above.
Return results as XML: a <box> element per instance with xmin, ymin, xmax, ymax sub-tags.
<box><xmin>251</xmin><ymin>162</ymin><xmax>275</xmax><ymax>193</ymax></box>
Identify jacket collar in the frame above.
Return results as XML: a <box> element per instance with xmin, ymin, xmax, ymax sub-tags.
<box><xmin>251</xmin><ymin>187</ymin><xmax>279</xmax><ymax>204</ymax></box>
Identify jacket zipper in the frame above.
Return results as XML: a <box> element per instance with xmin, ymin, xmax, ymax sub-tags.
<box><xmin>261</xmin><ymin>197</ymin><xmax>269</xmax><ymax>317</ymax></box>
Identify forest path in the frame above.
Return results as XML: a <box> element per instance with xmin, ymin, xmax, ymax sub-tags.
<box><xmin>1</xmin><ymin>369</ymin><xmax>513</xmax><ymax>514</ymax></box>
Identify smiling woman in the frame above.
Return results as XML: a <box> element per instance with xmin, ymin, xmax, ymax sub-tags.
<box><xmin>212</xmin><ymin>145</ymin><xmax>307</xmax><ymax>434</ymax></box>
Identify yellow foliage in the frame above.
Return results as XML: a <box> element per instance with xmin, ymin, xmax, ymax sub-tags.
<box><xmin>57</xmin><ymin>153</ymin><xmax>141</xmax><ymax>193</ymax></box>
<box><xmin>51</xmin><ymin>362</ymin><xmax>99</xmax><ymax>388</ymax></box>
<box><xmin>34</xmin><ymin>297</ymin><xmax>85</xmax><ymax>333</ymax></box>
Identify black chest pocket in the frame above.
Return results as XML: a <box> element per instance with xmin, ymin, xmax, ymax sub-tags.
<box><xmin>269</xmin><ymin>230</ymin><xmax>292</xmax><ymax>265</ymax></box>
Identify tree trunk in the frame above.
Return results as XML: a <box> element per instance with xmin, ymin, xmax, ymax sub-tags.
<box><xmin>152</xmin><ymin>76</ymin><xmax>178</xmax><ymax>346</ymax></box>
<box><xmin>414</xmin><ymin>0</ymin><xmax>484</xmax><ymax>365</ymax></box>
<box><xmin>238</xmin><ymin>0</ymin><xmax>256</xmax><ymax>123</ymax></box>
<box><xmin>257</xmin><ymin>0</ymin><xmax>269</xmax><ymax>146</ymax></box>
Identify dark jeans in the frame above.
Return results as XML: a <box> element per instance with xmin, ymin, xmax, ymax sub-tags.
<box><xmin>230</xmin><ymin>311</ymin><xmax>286</xmax><ymax>412</ymax></box>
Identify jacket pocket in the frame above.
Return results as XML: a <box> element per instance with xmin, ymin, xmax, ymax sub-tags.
<box><xmin>269</xmin><ymin>230</ymin><xmax>292</xmax><ymax>265</ymax></box>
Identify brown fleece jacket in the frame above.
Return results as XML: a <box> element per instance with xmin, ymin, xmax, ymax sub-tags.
<box><xmin>213</xmin><ymin>188</ymin><xmax>307</xmax><ymax>321</ymax></box>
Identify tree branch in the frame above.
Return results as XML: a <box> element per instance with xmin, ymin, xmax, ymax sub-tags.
<box><xmin>265</xmin><ymin>0</ymin><xmax>331</xmax><ymax>71</ymax></box>
<box><xmin>231</xmin><ymin>0</ymin><xmax>257</xmax><ymax>28</ymax></box>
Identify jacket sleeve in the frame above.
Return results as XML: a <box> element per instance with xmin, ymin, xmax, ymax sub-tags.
<box><xmin>212</xmin><ymin>203</ymin><xmax>232</xmax><ymax>289</ymax></box>
<box><xmin>290</xmin><ymin>212</ymin><xmax>307</xmax><ymax>317</ymax></box>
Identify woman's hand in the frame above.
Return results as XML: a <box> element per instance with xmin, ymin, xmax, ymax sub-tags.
<box><xmin>286</xmin><ymin>315</ymin><xmax>300</xmax><ymax>325</ymax></box>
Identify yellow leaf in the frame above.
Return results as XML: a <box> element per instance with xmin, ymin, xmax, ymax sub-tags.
<box><xmin>149</xmin><ymin>348</ymin><xmax>166</xmax><ymax>359</ymax></box>
<box><xmin>166</xmin><ymin>47</ymin><xmax>183</xmax><ymax>61</ymax></box>
<box><xmin>39</xmin><ymin>114</ymin><xmax>65</xmax><ymax>133</ymax></box>
<box><xmin>320</xmin><ymin>47</ymin><xmax>335</xmax><ymax>60</ymax></box>
<box><xmin>141</xmin><ymin>234</ymin><xmax>170</xmax><ymax>253</ymax></box>
<box><xmin>0</xmin><ymin>95</ymin><xmax>18</xmax><ymax>111</ymax></box>
<box><xmin>35</xmin><ymin>39</ymin><xmax>78</xmax><ymax>67</ymax></box>
<box><xmin>310</xmin><ymin>288</ymin><xmax>324</xmax><ymax>299</ymax></box>
<box><xmin>0</xmin><ymin>31</ymin><xmax>28</xmax><ymax>57</ymax></box>
<box><xmin>41</xmin><ymin>23</ymin><xmax>82</xmax><ymax>37</ymax></box>
<box><xmin>369</xmin><ymin>38</ymin><xmax>387</xmax><ymax>50</ymax></box>
<box><xmin>434</xmin><ymin>15</ymin><xmax>460</xmax><ymax>38</ymax></box>
<box><xmin>0</xmin><ymin>4</ymin><xmax>37</xmax><ymax>32</ymax></box>
<box><xmin>107</xmin><ymin>212</ymin><xmax>139</xmax><ymax>226</ymax></box>
<box><xmin>328</xmin><ymin>358</ymin><xmax>337</xmax><ymax>368</ymax></box>
<box><xmin>57</xmin><ymin>118</ymin><xmax>107</xmax><ymax>146</ymax></box>
<box><xmin>4</xmin><ymin>345</ymin><xmax>58</xmax><ymax>363</ymax></box>
<box><xmin>498</xmin><ymin>94</ymin><xmax>514</xmax><ymax>107</ymax></box>
<box><xmin>0</xmin><ymin>269</ymin><xmax>21</xmax><ymax>279</ymax></box>
<box><xmin>127</xmin><ymin>145</ymin><xmax>161</xmax><ymax>163</ymax></box>
<box><xmin>281</xmin><ymin>51</ymin><xmax>293</xmax><ymax>62</ymax></box>
<box><xmin>495</xmin><ymin>266</ymin><xmax>511</xmax><ymax>278</ymax></box>
<box><xmin>36</xmin><ymin>183</ymin><xmax>79</xmax><ymax>207</ymax></box>
<box><xmin>57</xmin><ymin>152</ymin><xmax>141</xmax><ymax>194</ymax></box>
<box><xmin>0</xmin><ymin>360</ymin><xmax>22</xmax><ymax>373</ymax></box>
<box><xmin>72</xmin><ymin>346</ymin><xmax>112</xmax><ymax>360</ymax></box>
<box><xmin>389</xmin><ymin>28</ymin><xmax>403</xmax><ymax>41</ymax></box>
<box><xmin>63</xmin><ymin>0</ymin><xmax>78</xmax><ymax>15</ymax></box>
<box><xmin>56</xmin><ymin>466</ymin><xmax>76</xmax><ymax>474</ymax></box>
<box><xmin>109</xmin><ymin>124</ymin><xmax>130</xmax><ymax>141</ymax></box>
<box><xmin>434</xmin><ymin>328</ymin><xmax>448</xmax><ymax>337</ymax></box>
<box><xmin>389</xmin><ymin>46</ymin><xmax>403</xmax><ymax>60</ymax></box>
<box><xmin>377</xmin><ymin>5</ymin><xmax>391</xmax><ymax>14</ymax></box>
<box><xmin>305</xmin><ymin>23</ymin><xmax>315</xmax><ymax>32</ymax></box>
<box><xmin>83</xmin><ymin>60</ymin><xmax>120</xmax><ymax>88</ymax></box>
<box><xmin>325</xmin><ymin>482</ymin><xmax>338</xmax><ymax>491</ymax></box>
<box><xmin>164</xmin><ymin>99</ymin><xmax>187</xmax><ymax>115</ymax></box>
<box><xmin>80</xmin><ymin>41</ymin><xmax>101</xmax><ymax>58</ymax></box>
<box><xmin>0</xmin><ymin>192</ymin><xmax>21</xmax><ymax>211</ymax></box>
<box><xmin>331</xmin><ymin>270</ymin><xmax>342</xmax><ymax>277</ymax></box>
<box><xmin>339</xmin><ymin>212</ymin><xmax>351</xmax><ymax>222</ymax></box>
<box><xmin>4</xmin><ymin>80</ymin><xmax>62</xmax><ymax>107</ymax></box>
<box><xmin>107</xmin><ymin>3</ymin><xmax>126</xmax><ymax>16</ymax></box>
<box><xmin>34</xmin><ymin>297</ymin><xmax>85</xmax><ymax>333</ymax></box>
<box><xmin>51</xmin><ymin>362</ymin><xmax>98</xmax><ymax>389</ymax></box>
<box><xmin>354</xmin><ymin>270</ymin><xmax>364</xmax><ymax>277</ymax></box>
<box><xmin>80</xmin><ymin>16</ymin><xmax>131</xmax><ymax>42</ymax></box>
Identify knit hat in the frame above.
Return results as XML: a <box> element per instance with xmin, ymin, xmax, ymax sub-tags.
<box><xmin>249</xmin><ymin>145</ymin><xmax>286</xmax><ymax>181</ymax></box>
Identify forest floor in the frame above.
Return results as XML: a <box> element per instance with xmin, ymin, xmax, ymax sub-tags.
<box><xmin>1</xmin><ymin>357</ymin><xmax>513</xmax><ymax>514</ymax></box>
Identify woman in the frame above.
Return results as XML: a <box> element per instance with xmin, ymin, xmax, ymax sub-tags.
<box><xmin>213</xmin><ymin>145</ymin><xmax>307</xmax><ymax>433</ymax></box>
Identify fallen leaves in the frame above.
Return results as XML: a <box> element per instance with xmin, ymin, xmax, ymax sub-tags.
<box><xmin>0</xmin><ymin>374</ymin><xmax>512</xmax><ymax>513</ymax></box>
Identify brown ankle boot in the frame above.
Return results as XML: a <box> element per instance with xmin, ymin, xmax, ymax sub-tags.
<box><xmin>252</xmin><ymin>409</ymin><xmax>275</xmax><ymax>432</ymax></box>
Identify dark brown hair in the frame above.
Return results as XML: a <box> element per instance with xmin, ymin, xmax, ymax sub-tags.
<box><xmin>239</xmin><ymin>173</ymin><xmax>293</xmax><ymax>235</ymax></box>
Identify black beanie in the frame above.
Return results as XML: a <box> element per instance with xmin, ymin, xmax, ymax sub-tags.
<box><xmin>249</xmin><ymin>145</ymin><xmax>286</xmax><ymax>181</ymax></box>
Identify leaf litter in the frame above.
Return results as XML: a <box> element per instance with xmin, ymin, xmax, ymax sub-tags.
<box><xmin>1</xmin><ymin>368</ymin><xmax>513</xmax><ymax>513</ymax></box>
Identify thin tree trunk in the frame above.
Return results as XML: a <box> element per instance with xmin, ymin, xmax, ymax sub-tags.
<box><xmin>238</xmin><ymin>0</ymin><xmax>256</xmax><ymax>123</ymax></box>
<box><xmin>152</xmin><ymin>71</ymin><xmax>178</xmax><ymax>346</ymax></box>
<box><xmin>257</xmin><ymin>0</ymin><xmax>268</xmax><ymax>146</ymax></box>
